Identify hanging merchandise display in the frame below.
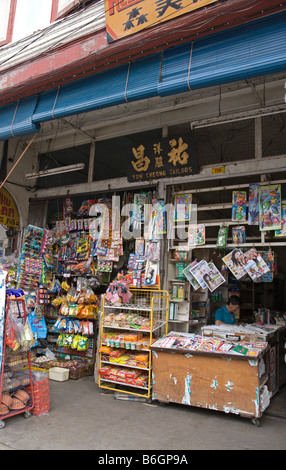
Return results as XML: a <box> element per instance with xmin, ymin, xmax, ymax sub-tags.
<box><xmin>232</xmin><ymin>191</ymin><xmax>247</xmax><ymax>222</ymax></box>
<box><xmin>256</xmin><ymin>251</ymin><xmax>275</xmax><ymax>283</ymax></box>
<box><xmin>259</xmin><ymin>184</ymin><xmax>281</xmax><ymax>231</ymax></box>
<box><xmin>189</xmin><ymin>260</ymin><xmax>210</xmax><ymax>290</ymax></box>
<box><xmin>248</xmin><ymin>183</ymin><xmax>260</xmax><ymax>225</ymax></box>
<box><xmin>275</xmin><ymin>204</ymin><xmax>286</xmax><ymax>237</ymax></box>
<box><xmin>173</xmin><ymin>194</ymin><xmax>192</xmax><ymax>222</ymax></box>
<box><xmin>146</xmin><ymin>198</ymin><xmax>167</xmax><ymax>240</ymax></box>
<box><xmin>187</xmin><ymin>260</ymin><xmax>225</xmax><ymax>292</ymax></box>
<box><xmin>241</xmin><ymin>248</ymin><xmax>270</xmax><ymax>282</ymax></box>
<box><xmin>232</xmin><ymin>226</ymin><xmax>246</xmax><ymax>244</ymax></box>
<box><xmin>188</xmin><ymin>224</ymin><xmax>205</xmax><ymax>247</ymax></box>
<box><xmin>183</xmin><ymin>261</ymin><xmax>200</xmax><ymax>290</ymax></box>
<box><xmin>216</xmin><ymin>224</ymin><xmax>229</xmax><ymax>249</ymax></box>
<box><xmin>222</xmin><ymin>249</ymin><xmax>246</xmax><ymax>280</ymax></box>
<box><xmin>17</xmin><ymin>226</ymin><xmax>45</xmax><ymax>290</ymax></box>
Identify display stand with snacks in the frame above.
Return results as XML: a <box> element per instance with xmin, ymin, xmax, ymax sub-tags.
<box><xmin>98</xmin><ymin>286</ymin><xmax>169</xmax><ymax>399</ymax></box>
<box><xmin>43</xmin><ymin>279</ymin><xmax>100</xmax><ymax>378</ymax></box>
<box><xmin>0</xmin><ymin>290</ymin><xmax>34</xmax><ymax>429</ymax></box>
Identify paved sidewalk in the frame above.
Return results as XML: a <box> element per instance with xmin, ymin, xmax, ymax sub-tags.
<box><xmin>0</xmin><ymin>376</ymin><xmax>285</xmax><ymax>450</ymax></box>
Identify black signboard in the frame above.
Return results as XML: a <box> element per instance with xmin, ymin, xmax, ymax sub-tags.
<box><xmin>126</xmin><ymin>133</ymin><xmax>199</xmax><ymax>182</ymax></box>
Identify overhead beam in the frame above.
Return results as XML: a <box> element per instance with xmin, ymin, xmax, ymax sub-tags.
<box><xmin>30</xmin><ymin>154</ymin><xmax>286</xmax><ymax>200</ymax></box>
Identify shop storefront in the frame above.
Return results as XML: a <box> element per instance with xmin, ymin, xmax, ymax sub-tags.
<box><xmin>0</xmin><ymin>3</ymin><xmax>286</xmax><ymax>426</ymax></box>
<box><xmin>5</xmin><ymin>108</ymin><xmax>284</xmax><ymax>419</ymax></box>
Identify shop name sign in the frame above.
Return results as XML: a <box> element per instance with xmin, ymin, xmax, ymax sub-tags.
<box><xmin>105</xmin><ymin>0</ymin><xmax>217</xmax><ymax>42</ymax></box>
<box><xmin>127</xmin><ymin>133</ymin><xmax>199</xmax><ymax>182</ymax></box>
<box><xmin>0</xmin><ymin>188</ymin><xmax>20</xmax><ymax>228</ymax></box>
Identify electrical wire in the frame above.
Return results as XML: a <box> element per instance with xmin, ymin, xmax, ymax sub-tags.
<box><xmin>0</xmin><ymin>0</ymin><xmax>276</xmax><ymax>68</ymax></box>
<box><xmin>0</xmin><ymin>0</ymin><xmax>284</xmax><ymax>103</ymax></box>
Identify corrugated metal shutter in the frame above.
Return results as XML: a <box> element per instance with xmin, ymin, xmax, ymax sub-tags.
<box><xmin>0</xmin><ymin>11</ymin><xmax>285</xmax><ymax>141</ymax></box>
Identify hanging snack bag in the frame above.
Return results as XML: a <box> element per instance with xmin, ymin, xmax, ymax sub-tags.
<box><xmin>77</xmin><ymin>336</ymin><xmax>88</xmax><ymax>351</ymax></box>
<box><xmin>71</xmin><ymin>335</ymin><xmax>81</xmax><ymax>350</ymax></box>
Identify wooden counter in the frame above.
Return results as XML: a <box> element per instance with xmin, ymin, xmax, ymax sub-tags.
<box><xmin>151</xmin><ymin>346</ymin><xmax>269</xmax><ymax>424</ymax></box>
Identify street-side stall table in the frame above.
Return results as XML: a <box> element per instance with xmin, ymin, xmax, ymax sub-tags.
<box><xmin>151</xmin><ymin>332</ymin><xmax>270</xmax><ymax>426</ymax></box>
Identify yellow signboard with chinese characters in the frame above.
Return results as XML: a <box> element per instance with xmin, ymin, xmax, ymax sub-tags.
<box><xmin>127</xmin><ymin>133</ymin><xmax>198</xmax><ymax>182</ymax></box>
<box><xmin>105</xmin><ymin>0</ymin><xmax>217</xmax><ymax>42</ymax></box>
<box><xmin>0</xmin><ymin>188</ymin><xmax>20</xmax><ymax>228</ymax></box>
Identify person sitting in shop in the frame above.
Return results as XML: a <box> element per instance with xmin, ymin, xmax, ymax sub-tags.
<box><xmin>214</xmin><ymin>295</ymin><xmax>240</xmax><ymax>325</ymax></box>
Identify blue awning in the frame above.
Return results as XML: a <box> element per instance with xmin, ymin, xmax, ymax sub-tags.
<box><xmin>0</xmin><ymin>11</ymin><xmax>285</xmax><ymax>141</ymax></box>
<box><xmin>0</xmin><ymin>95</ymin><xmax>40</xmax><ymax>141</ymax></box>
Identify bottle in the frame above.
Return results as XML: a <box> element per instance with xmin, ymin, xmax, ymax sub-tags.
<box><xmin>178</xmin><ymin>286</ymin><xmax>184</xmax><ymax>300</ymax></box>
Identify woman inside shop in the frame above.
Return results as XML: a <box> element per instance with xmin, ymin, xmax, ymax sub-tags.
<box><xmin>215</xmin><ymin>295</ymin><xmax>240</xmax><ymax>325</ymax></box>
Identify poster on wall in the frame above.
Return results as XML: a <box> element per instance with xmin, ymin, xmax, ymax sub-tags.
<box><xmin>104</xmin><ymin>0</ymin><xmax>218</xmax><ymax>43</ymax></box>
<box><xmin>126</xmin><ymin>133</ymin><xmax>198</xmax><ymax>182</ymax></box>
<box><xmin>259</xmin><ymin>184</ymin><xmax>281</xmax><ymax>231</ymax></box>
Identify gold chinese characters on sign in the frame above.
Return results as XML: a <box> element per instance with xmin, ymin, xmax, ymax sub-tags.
<box><xmin>127</xmin><ymin>134</ymin><xmax>198</xmax><ymax>182</ymax></box>
<box><xmin>105</xmin><ymin>0</ymin><xmax>217</xmax><ymax>42</ymax></box>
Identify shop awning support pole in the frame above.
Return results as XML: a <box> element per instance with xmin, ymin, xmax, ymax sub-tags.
<box><xmin>0</xmin><ymin>134</ymin><xmax>37</xmax><ymax>190</ymax></box>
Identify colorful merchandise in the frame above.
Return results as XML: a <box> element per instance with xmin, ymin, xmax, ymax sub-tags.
<box><xmin>188</xmin><ymin>224</ymin><xmax>205</xmax><ymax>247</ymax></box>
<box><xmin>275</xmin><ymin>204</ymin><xmax>286</xmax><ymax>237</ymax></box>
<box><xmin>222</xmin><ymin>249</ymin><xmax>246</xmax><ymax>280</ymax></box>
<box><xmin>143</xmin><ymin>260</ymin><xmax>158</xmax><ymax>287</ymax></box>
<box><xmin>173</xmin><ymin>194</ymin><xmax>192</xmax><ymax>222</ymax></box>
<box><xmin>248</xmin><ymin>183</ymin><xmax>260</xmax><ymax>225</ymax></box>
<box><xmin>189</xmin><ymin>260</ymin><xmax>210</xmax><ymax>290</ymax></box>
<box><xmin>17</xmin><ymin>225</ymin><xmax>44</xmax><ymax>290</ymax></box>
<box><xmin>183</xmin><ymin>261</ymin><xmax>200</xmax><ymax>290</ymax></box>
<box><xmin>152</xmin><ymin>332</ymin><xmax>268</xmax><ymax>358</ymax></box>
<box><xmin>204</xmin><ymin>262</ymin><xmax>226</xmax><ymax>292</ymax></box>
<box><xmin>256</xmin><ymin>251</ymin><xmax>275</xmax><ymax>283</ymax></box>
<box><xmin>216</xmin><ymin>224</ymin><xmax>229</xmax><ymax>249</ymax></box>
<box><xmin>232</xmin><ymin>191</ymin><xmax>247</xmax><ymax>222</ymax></box>
<box><xmin>232</xmin><ymin>226</ymin><xmax>246</xmax><ymax>244</ymax></box>
<box><xmin>133</xmin><ymin>193</ymin><xmax>149</xmax><ymax>230</ymax></box>
<box><xmin>259</xmin><ymin>184</ymin><xmax>281</xmax><ymax>231</ymax></box>
<box><xmin>242</xmin><ymin>248</ymin><xmax>270</xmax><ymax>281</ymax></box>
<box><xmin>146</xmin><ymin>198</ymin><xmax>166</xmax><ymax>239</ymax></box>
